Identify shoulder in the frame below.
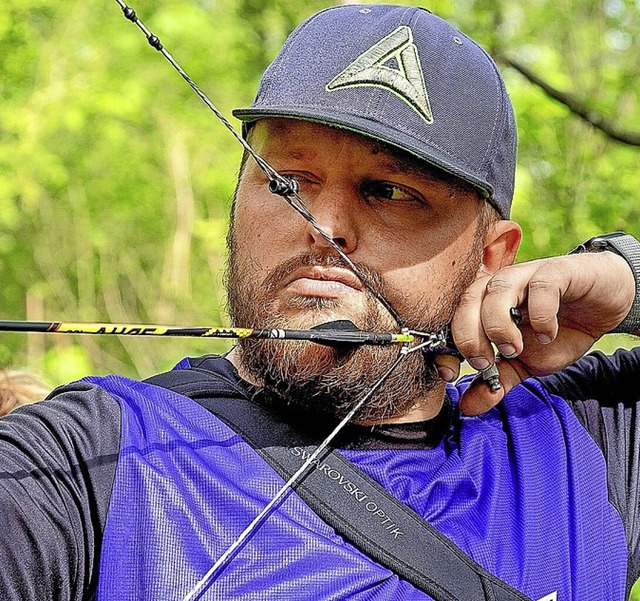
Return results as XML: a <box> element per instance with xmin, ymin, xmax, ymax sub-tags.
<box><xmin>2</xmin><ymin>380</ymin><xmax>122</xmax><ymax>456</ymax></box>
<box><xmin>451</xmin><ymin>375</ymin><xmax>600</xmax><ymax>459</ymax></box>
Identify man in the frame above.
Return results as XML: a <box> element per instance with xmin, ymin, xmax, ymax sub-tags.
<box><xmin>0</xmin><ymin>5</ymin><xmax>639</xmax><ymax>601</ymax></box>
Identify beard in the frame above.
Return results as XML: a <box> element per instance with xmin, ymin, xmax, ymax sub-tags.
<box><xmin>226</xmin><ymin>227</ymin><xmax>482</xmax><ymax>423</ymax></box>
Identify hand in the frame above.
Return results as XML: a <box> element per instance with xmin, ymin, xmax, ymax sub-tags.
<box><xmin>447</xmin><ymin>251</ymin><xmax>635</xmax><ymax>415</ymax></box>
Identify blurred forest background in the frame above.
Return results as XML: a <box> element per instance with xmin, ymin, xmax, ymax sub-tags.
<box><xmin>0</xmin><ymin>0</ymin><xmax>639</xmax><ymax>387</ymax></box>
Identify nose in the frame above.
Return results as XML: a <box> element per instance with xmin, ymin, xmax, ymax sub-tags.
<box><xmin>304</xmin><ymin>184</ymin><xmax>358</xmax><ymax>254</ymax></box>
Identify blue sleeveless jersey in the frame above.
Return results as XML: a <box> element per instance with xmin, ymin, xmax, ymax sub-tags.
<box><xmin>85</xmin><ymin>368</ymin><xmax>627</xmax><ymax>601</ymax></box>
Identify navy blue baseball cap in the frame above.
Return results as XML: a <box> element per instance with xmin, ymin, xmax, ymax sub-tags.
<box><xmin>233</xmin><ymin>5</ymin><xmax>517</xmax><ymax>219</ymax></box>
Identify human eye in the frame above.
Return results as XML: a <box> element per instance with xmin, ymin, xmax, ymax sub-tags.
<box><xmin>361</xmin><ymin>181</ymin><xmax>425</xmax><ymax>206</ymax></box>
<box><xmin>277</xmin><ymin>172</ymin><xmax>317</xmax><ymax>192</ymax></box>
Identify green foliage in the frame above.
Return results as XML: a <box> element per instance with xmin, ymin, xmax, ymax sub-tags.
<box><xmin>0</xmin><ymin>0</ymin><xmax>638</xmax><ymax>386</ymax></box>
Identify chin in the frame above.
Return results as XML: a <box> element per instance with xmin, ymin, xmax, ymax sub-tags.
<box><xmin>237</xmin><ymin>334</ymin><xmax>441</xmax><ymax>423</ymax></box>
<box><xmin>240</xmin><ymin>337</ymin><xmax>347</xmax><ymax>381</ymax></box>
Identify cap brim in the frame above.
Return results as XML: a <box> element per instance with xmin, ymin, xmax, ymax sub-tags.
<box><xmin>233</xmin><ymin>106</ymin><xmax>493</xmax><ymax>200</ymax></box>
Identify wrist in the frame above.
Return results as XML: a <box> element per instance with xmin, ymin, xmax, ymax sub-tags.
<box><xmin>570</xmin><ymin>231</ymin><xmax>640</xmax><ymax>334</ymax></box>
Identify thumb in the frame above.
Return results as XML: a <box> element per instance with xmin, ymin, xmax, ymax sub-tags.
<box><xmin>459</xmin><ymin>359</ymin><xmax>527</xmax><ymax>416</ymax></box>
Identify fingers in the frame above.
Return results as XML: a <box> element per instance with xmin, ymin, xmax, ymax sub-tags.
<box><xmin>459</xmin><ymin>359</ymin><xmax>528</xmax><ymax>416</ymax></box>
<box><xmin>451</xmin><ymin>271</ymin><xmax>527</xmax><ymax>371</ymax></box>
<box><xmin>434</xmin><ymin>353</ymin><xmax>461</xmax><ymax>383</ymax></box>
<box><xmin>524</xmin><ymin>268</ymin><xmax>561</xmax><ymax>344</ymax></box>
<box><xmin>450</xmin><ymin>275</ymin><xmax>495</xmax><ymax>371</ymax></box>
<box><xmin>452</xmin><ymin>251</ymin><xmax>636</xmax><ymax>415</ymax></box>
<box><xmin>473</xmin><ymin>273</ymin><xmax>527</xmax><ymax>359</ymax></box>
<box><xmin>452</xmin><ymin>258</ymin><xmax>574</xmax><ymax>364</ymax></box>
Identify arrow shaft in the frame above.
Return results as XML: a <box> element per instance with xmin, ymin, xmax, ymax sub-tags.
<box><xmin>0</xmin><ymin>320</ymin><xmax>413</xmax><ymax>345</ymax></box>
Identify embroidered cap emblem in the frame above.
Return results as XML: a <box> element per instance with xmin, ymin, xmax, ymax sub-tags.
<box><xmin>326</xmin><ymin>26</ymin><xmax>434</xmax><ymax>124</ymax></box>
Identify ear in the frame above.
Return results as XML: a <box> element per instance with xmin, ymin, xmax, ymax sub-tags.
<box><xmin>479</xmin><ymin>220</ymin><xmax>522</xmax><ymax>275</ymax></box>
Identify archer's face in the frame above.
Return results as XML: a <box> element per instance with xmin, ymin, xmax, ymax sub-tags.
<box><xmin>224</xmin><ymin>119</ymin><xmax>492</xmax><ymax>423</ymax></box>
<box><xmin>229</xmin><ymin>118</ymin><xmax>486</xmax><ymax>333</ymax></box>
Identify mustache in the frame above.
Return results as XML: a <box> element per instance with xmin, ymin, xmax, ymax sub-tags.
<box><xmin>262</xmin><ymin>252</ymin><xmax>389</xmax><ymax>299</ymax></box>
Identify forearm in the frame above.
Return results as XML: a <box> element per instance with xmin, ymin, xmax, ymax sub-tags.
<box><xmin>538</xmin><ymin>347</ymin><xmax>640</xmax><ymax>404</ymax></box>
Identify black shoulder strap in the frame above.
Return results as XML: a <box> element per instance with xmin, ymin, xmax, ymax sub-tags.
<box><xmin>146</xmin><ymin>366</ymin><xmax>533</xmax><ymax>601</ymax></box>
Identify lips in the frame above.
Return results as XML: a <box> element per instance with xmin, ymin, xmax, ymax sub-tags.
<box><xmin>283</xmin><ymin>266</ymin><xmax>363</xmax><ymax>298</ymax></box>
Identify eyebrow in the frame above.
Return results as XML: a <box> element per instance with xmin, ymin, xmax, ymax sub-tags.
<box><xmin>370</xmin><ymin>142</ymin><xmax>475</xmax><ymax>194</ymax></box>
<box><xmin>371</xmin><ymin>143</ymin><xmax>446</xmax><ymax>183</ymax></box>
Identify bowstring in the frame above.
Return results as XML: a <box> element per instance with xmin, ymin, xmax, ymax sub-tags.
<box><xmin>113</xmin><ymin>2</ymin><xmax>449</xmax><ymax>596</ymax></box>
<box><xmin>115</xmin><ymin>0</ymin><xmax>406</xmax><ymax>328</ymax></box>
<box><xmin>277</xmin><ymin>187</ymin><xmax>405</xmax><ymax>325</ymax></box>
<box><xmin>181</xmin><ymin>332</ymin><xmax>448</xmax><ymax>599</ymax></box>
<box><xmin>114</xmin><ymin>0</ymin><xmax>277</xmax><ymax>182</ymax></box>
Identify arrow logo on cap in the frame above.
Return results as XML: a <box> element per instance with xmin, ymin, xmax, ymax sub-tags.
<box><xmin>326</xmin><ymin>25</ymin><xmax>433</xmax><ymax>124</ymax></box>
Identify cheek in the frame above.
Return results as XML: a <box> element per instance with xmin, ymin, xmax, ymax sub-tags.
<box><xmin>233</xmin><ymin>189</ymin><xmax>303</xmax><ymax>269</ymax></box>
<box><xmin>232</xmin><ymin>219</ymin><xmax>273</xmax><ymax>275</ymax></box>
<box><xmin>237</xmin><ymin>179</ymin><xmax>310</xmax><ymax>227</ymax></box>
<box><xmin>380</xmin><ymin>236</ymin><xmax>480</xmax><ymax>300</ymax></box>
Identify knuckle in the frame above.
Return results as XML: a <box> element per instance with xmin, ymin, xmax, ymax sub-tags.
<box><xmin>528</xmin><ymin>312</ymin><xmax>556</xmax><ymax>327</ymax></box>
<box><xmin>484</xmin><ymin>277</ymin><xmax>512</xmax><ymax>297</ymax></box>
<box><xmin>456</xmin><ymin>281</ymin><xmax>486</xmax><ymax>305</ymax></box>
<box><xmin>451</xmin><ymin>335</ymin><xmax>488</xmax><ymax>359</ymax></box>
<box><xmin>482</xmin><ymin>322</ymin><xmax>509</xmax><ymax>339</ymax></box>
<box><xmin>453</xmin><ymin>295</ymin><xmax>478</xmax><ymax>315</ymax></box>
<box><xmin>527</xmin><ymin>272</ymin><xmax>557</xmax><ymax>293</ymax></box>
<box><xmin>451</xmin><ymin>333</ymin><xmax>479</xmax><ymax>351</ymax></box>
<box><xmin>483</xmin><ymin>325</ymin><xmax>519</xmax><ymax>348</ymax></box>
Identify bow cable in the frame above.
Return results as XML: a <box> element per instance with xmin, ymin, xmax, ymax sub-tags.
<box><xmin>114</xmin><ymin>0</ymin><xmax>276</xmax><ymax>183</ymax></box>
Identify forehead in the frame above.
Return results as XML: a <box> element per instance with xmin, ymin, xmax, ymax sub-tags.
<box><xmin>248</xmin><ymin>118</ymin><xmax>477</xmax><ymax>194</ymax></box>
